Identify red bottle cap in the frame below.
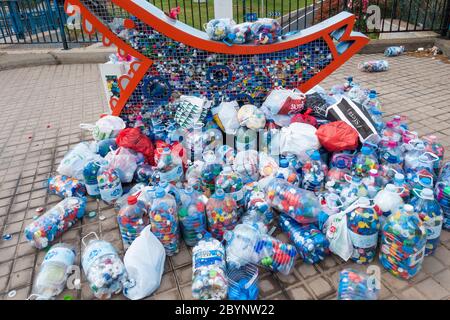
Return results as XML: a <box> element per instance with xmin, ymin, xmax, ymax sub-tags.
<box><xmin>128</xmin><ymin>195</ymin><xmax>138</xmax><ymax>205</ymax></box>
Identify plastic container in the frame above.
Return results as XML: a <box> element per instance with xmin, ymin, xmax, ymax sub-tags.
<box><xmin>423</xmin><ymin>135</ymin><xmax>444</xmax><ymax>174</ymax></box>
<box><xmin>117</xmin><ymin>194</ymin><xmax>148</xmax><ymax>250</ymax></box>
<box><xmin>32</xmin><ymin>243</ymin><xmax>76</xmax><ymax>299</ymax></box>
<box><xmin>149</xmin><ymin>188</ymin><xmax>179</xmax><ymax>256</ymax></box>
<box><xmin>83</xmin><ymin>160</ymin><xmax>106</xmax><ymax>198</ymax></box>
<box><xmin>358</xmin><ymin>60</ymin><xmax>389</xmax><ymax>72</ymax></box>
<box><xmin>379</xmin><ymin>205</ymin><xmax>427</xmax><ymax>280</ymax></box>
<box><xmin>337</xmin><ymin>269</ymin><xmax>379</xmax><ymax>300</ymax></box>
<box><xmin>326</xmin><ymin>159</ymin><xmax>350</xmax><ymax>192</ymax></box>
<box><xmin>244</xmin><ymin>186</ymin><xmax>274</xmax><ymax>226</ymax></box>
<box><xmin>373</xmin><ymin>184</ymin><xmax>404</xmax><ymax>223</ymax></box>
<box><xmin>410</xmin><ymin>188</ymin><xmax>443</xmax><ymax>256</ymax></box>
<box><xmin>206</xmin><ymin>189</ymin><xmax>238</xmax><ymax>241</ymax></box>
<box><xmin>362</xmin><ymin>169</ymin><xmax>383</xmax><ymax>199</ymax></box>
<box><xmin>200</xmin><ymin>151</ymin><xmax>224</xmax><ymax>195</ymax></box>
<box><xmin>24</xmin><ymin>197</ymin><xmax>86</xmax><ymax>249</ymax></box>
<box><xmin>178</xmin><ymin>187</ymin><xmax>208</xmax><ymax>247</ymax></box>
<box><xmin>47</xmin><ymin>175</ymin><xmax>86</xmax><ymax>198</ymax></box>
<box><xmin>301</xmin><ymin>150</ymin><xmax>326</xmax><ymax>194</ymax></box>
<box><xmin>276</xmin><ymin>158</ymin><xmax>300</xmax><ymax>186</ymax></box>
<box><xmin>384</xmin><ymin>46</ymin><xmax>404</xmax><ymax>57</ymax></box>
<box><xmin>97</xmin><ymin>166</ymin><xmax>123</xmax><ymax>204</ymax></box>
<box><xmin>338</xmin><ymin>175</ymin><xmax>369</xmax><ymax>208</ymax></box>
<box><xmin>254</xmin><ymin>234</ymin><xmax>297</xmax><ymax>275</ymax></box>
<box><xmin>81</xmin><ymin>233</ymin><xmax>130</xmax><ymax>299</ymax></box>
<box><xmin>265</xmin><ymin>178</ymin><xmax>324</xmax><ymax>224</ymax></box>
<box><xmin>227</xmin><ymin>264</ymin><xmax>259</xmax><ymax>300</ymax></box>
<box><xmin>192</xmin><ymin>236</ymin><xmax>228</xmax><ymax>300</ymax></box>
<box><xmin>393</xmin><ymin>173</ymin><xmax>411</xmax><ymax>202</ymax></box>
<box><xmin>134</xmin><ymin>163</ymin><xmax>155</xmax><ymax>184</ymax></box>
<box><xmin>352</xmin><ymin>146</ymin><xmax>379</xmax><ymax>177</ymax></box>
<box><xmin>215</xmin><ymin>166</ymin><xmax>245</xmax><ymax>208</ymax></box>
<box><xmin>346</xmin><ymin>197</ymin><xmax>380</xmax><ymax>264</ymax></box>
<box><xmin>279</xmin><ymin>214</ymin><xmax>329</xmax><ymax>264</ymax></box>
<box><xmin>156</xmin><ymin>147</ymin><xmax>184</xmax><ymax>184</ymax></box>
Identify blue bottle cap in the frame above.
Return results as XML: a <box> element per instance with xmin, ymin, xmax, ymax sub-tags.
<box><xmin>279</xmin><ymin>159</ymin><xmax>288</xmax><ymax>168</ymax></box>
<box><xmin>336</xmin><ymin>159</ymin><xmax>346</xmax><ymax>169</ymax></box>
<box><xmin>155</xmin><ymin>187</ymin><xmax>166</xmax><ymax>198</ymax></box>
<box><xmin>215</xmin><ymin>189</ymin><xmax>225</xmax><ymax>200</ymax></box>
<box><xmin>311</xmin><ymin>151</ymin><xmax>321</xmax><ymax>161</ymax></box>
<box><xmin>361</xmin><ymin>146</ymin><xmax>372</xmax><ymax>155</ymax></box>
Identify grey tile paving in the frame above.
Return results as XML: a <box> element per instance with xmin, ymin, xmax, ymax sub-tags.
<box><xmin>0</xmin><ymin>53</ymin><xmax>449</xmax><ymax>300</ymax></box>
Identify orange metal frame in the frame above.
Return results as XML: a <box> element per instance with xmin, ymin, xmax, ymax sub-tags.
<box><xmin>65</xmin><ymin>0</ymin><xmax>369</xmax><ymax>116</ymax></box>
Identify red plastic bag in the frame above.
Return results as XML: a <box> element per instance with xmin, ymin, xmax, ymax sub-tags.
<box><xmin>290</xmin><ymin>108</ymin><xmax>318</xmax><ymax>127</ymax></box>
<box><xmin>316</xmin><ymin>121</ymin><xmax>359</xmax><ymax>152</ymax></box>
<box><xmin>116</xmin><ymin>128</ymin><xmax>155</xmax><ymax>165</ymax></box>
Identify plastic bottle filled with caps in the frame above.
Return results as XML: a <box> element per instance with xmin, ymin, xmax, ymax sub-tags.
<box><xmin>178</xmin><ymin>187</ymin><xmax>208</xmax><ymax>247</ymax></box>
<box><xmin>206</xmin><ymin>189</ymin><xmax>238</xmax><ymax>241</ymax></box>
<box><xmin>117</xmin><ymin>194</ymin><xmax>149</xmax><ymax>250</ymax></box>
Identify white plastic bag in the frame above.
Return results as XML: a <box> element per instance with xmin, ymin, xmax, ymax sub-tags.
<box><xmin>216</xmin><ymin>101</ymin><xmax>240</xmax><ymax>135</ymax></box>
<box><xmin>80</xmin><ymin>115</ymin><xmax>125</xmax><ymax>141</ymax></box>
<box><xmin>105</xmin><ymin>147</ymin><xmax>138</xmax><ymax>183</ymax></box>
<box><xmin>57</xmin><ymin>142</ymin><xmax>101</xmax><ymax>180</ymax></box>
<box><xmin>262</xmin><ymin>88</ymin><xmax>306</xmax><ymax>115</ymax></box>
<box><xmin>279</xmin><ymin>122</ymin><xmax>320</xmax><ymax>162</ymax></box>
<box><xmin>123</xmin><ymin>226</ymin><xmax>166</xmax><ymax>300</ymax></box>
<box><xmin>323</xmin><ymin>211</ymin><xmax>353</xmax><ymax>261</ymax></box>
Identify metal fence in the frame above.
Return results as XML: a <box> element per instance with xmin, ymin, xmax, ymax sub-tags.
<box><xmin>1</xmin><ymin>0</ymin><xmax>449</xmax><ymax>47</ymax></box>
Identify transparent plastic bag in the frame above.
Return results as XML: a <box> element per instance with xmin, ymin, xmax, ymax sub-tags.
<box><xmin>57</xmin><ymin>142</ymin><xmax>101</xmax><ymax>180</ymax></box>
<box><xmin>80</xmin><ymin>115</ymin><xmax>125</xmax><ymax>141</ymax></box>
<box><xmin>105</xmin><ymin>147</ymin><xmax>139</xmax><ymax>183</ymax></box>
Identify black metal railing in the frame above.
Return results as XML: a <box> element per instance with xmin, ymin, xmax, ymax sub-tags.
<box><xmin>0</xmin><ymin>0</ymin><xmax>449</xmax><ymax>47</ymax></box>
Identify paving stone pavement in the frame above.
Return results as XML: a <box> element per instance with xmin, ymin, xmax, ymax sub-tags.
<box><xmin>0</xmin><ymin>53</ymin><xmax>450</xmax><ymax>300</ymax></box>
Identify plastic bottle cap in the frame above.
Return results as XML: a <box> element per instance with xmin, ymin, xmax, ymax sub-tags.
<box><xmin>394</xmin><ymin>173</ymin><xmax>404</xmax><ymax>181</ymax></box>
<box><xmin>421</xmin><ymin>188</ymin><xmax>434</xmax><ymax>199</ymax></box>
<box><xmin>369</xmin><ymin>169</ymin><xmax>378</xmax><ymax>176</ymax></box>
<box><xmin>386</xmin><ymin>121</ymin><xmax>394</xmax><ymax>128</ymax></box>
<box><xmin>311</xmin><ymin>151</ymin><xmax>321</xmax><ymax>161</ymax></box>
<box><xmin>279</xmin><ymin>159</ymin><xmax>288</xmax><ymax>168</ymax></box>
<box><xmin>444</xmin><ymin>186</ymin><xmax>450</xmax><ymax>195</ymax></box>
<box><xmin>404</xmin><ymin>204</ymin><xmax>414</xmax><ymax>213</ymax></box>
<box><xmin>215</xmin><ymin>189</ymin><xmax>225</xmax><ymax>199</ymax></box>
<box><xmin>387</xmin><ymin>141</ymin><xmax>397</xmax><ymax>148</ymax></box>
<box><xmin>155</xmin><ymin>188</ymin><xmax>166</xmax><ymax>198</ymax></box>
<box><xmin>361</xmin><ymin>146</ymin><xmax>371</xmax><ymax>155</ymax></box>
<box><xmin>185</xmin><ymin>186</ymin><xmax>194</xmax><ymax>194</ymax></box>
<box><xmin>336</xmin><ymin>159</ymin><xmax>346</xmax><ymax>169</ymax></box>
<box><xmin>420</xmin><ymin>177</ymin><xmax>432</xmax><ymax>185</ymax></box>
<box><xmin>127</xmin><ymin>195</ymin><xmax>138</xmax><ymax>205</ymax></box>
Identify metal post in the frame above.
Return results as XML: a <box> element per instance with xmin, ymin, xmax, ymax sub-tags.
<box><xmin>214</xmin><ymin>0</ymin><xmax>233</xmax><ymax>19</ymax></box>
<box><xmin>442</xmin><ymin>0</ymin><xmax>450</xmax><ymax>37</ymax></box>
<box><xmin>53</xmin><ymin>0</ymin><xmax>68</xmax><ymax>49</ymax></box>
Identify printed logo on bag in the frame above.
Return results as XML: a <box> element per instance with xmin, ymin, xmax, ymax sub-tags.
<box><xmin>279</xmin><ymin>97</ymin><xmax>305</xmax><ymax>115</ymax></box>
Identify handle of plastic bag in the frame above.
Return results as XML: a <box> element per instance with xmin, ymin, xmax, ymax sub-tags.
<box><xmin>79</xmin><ymin>123</ymin><xmax>95</xmax><ymax>131</ymax></box>
<box><xmin>81</xmin><ymin>231</ymin><xmax>99</xmax><ymax>247</ymax></box>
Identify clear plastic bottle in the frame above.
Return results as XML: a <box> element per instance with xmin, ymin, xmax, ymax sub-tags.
<box><xmin>404</xmin><ymin>141</ymin><xmax>426</xmax><ymax>173</ymax></box>
<box><xmin>83</xmin><ymin>160</ymin><xmax>106</xmax><ymax>198</ymax></box>
<box><xmin>159</xmin><ymin>179</ymin><xmax>182</xmax><ymax>208</ymax></box>
<box><xmin>149</xmin><ymin>187</ymin><xmax>180</xmax><ymax>256</ymax></box>
<box><xmin>224</xmin><ymin>222</ymin><xmax>264</xmax><ymax>268</ymax></box>
<box><xmin>117</xmin><ymin>194</ymin><xmax>148</xmax><ymax>250</ymax></box>
<box><xmin>410</xmin><ymin>188</ymin><xmax>443</xmax><ymax>256</ymax></box>
<box><xmin>346</xmin><ymin>197</ymin><xmax>380</xmax><ymax>264</ymax></box>
<box><xmin>97</xmin><ymin>166</ymin><xmax>123</xmax><ymax>204</ymax></box>
<box><xmin>337</xmin><ymin>269</ymin><xmax>379</xmax><ymax>300</ymax></box>
<box><xmin>352</xmin><ymin>146</ymin><xmax>379</xmax><ymax>177</ymax></box>
<box><xmin>276</xmin><ymin>158</ymin><xmax>300</xmax><ymax>186</ymax></box>
<box><xmin>436</xmin><ymin>186</ymin><xmax>450</xmax><ymax>231</ymax></box>
<box><xmin>340</xmin><ymin>175</ymin><xmax>369</xmax><ymax>208</ymax></box>
<box><xmin>363</xmin><ymin>90</ymin><xmax>382</xmax><ymax>112</ymax></box>
<box><xmin>81</xmin><ymin>233</ymin><xmax>130</xmax><ymax>299</ymax></box>
<box><xmin>380</xmin><ymin>141</ymin><xmax>403</xmax><ymax>165</ymax></box>
<box><xmin>178</xmin><ymin>187</ymin><xmax>207</xmax><ymax>247</ymax></box>
<box><xmin>279</xmin><ymin>214</ymin><xmax>329</xmax><ymax>264</ymax></box>
<box><xmin>200</xmin><ymin>151</ymin><xmax>224</xmax><ymax>196</ymax></box>
<box><xmin>265</xmin><ymin>178</ymin><xmax>324</xmax><ymax>224</ymax></box>
<box><xmin>192</xmin><ymin>235</ymin><xmax>228</xmax><ymax>300</ymax></box>
<box><xmin>393</xmin><ymin>173</ymin><xmax>410</xmax><ymax>201</ymax></box>
<box><xmin>215</xmin><ymin>166</ymin><xmax>245</xmax><ymax>209</ymax></box>
<box><xmin>156</xmin><ymin>147</ymin><xmax>184</xmax><ymax>184</ymax></box>
<box><xmin>379</xmin><ymin>204</ymin><xmax>426</xmax><ymax>280</ymax></box>
<box><xmin>362</xmin><ymin>169</ymin><xmax>383</xmax><ymax>199</ymax></box>
<box><xmin>32</xmin><ymin>243</ymin><xmax>76</xmax><ymax>299</ymax></box>
<box><xmin>185</xmin><ymin>160</ymin><xmax>205</xmax><ymax>191</ymax></box>
<box><xmin>423</xmin><ymin>135</ymin><xmax>444</xmax><ymax>174</ymax></box>
<box><xmin>301</xmin><ymin>150</ymin><xmax>326</xmax><ymax>194</ymax></box>
<box><xmin>24</xmin><ymin>197</ymin><xmax>87</xmax><ymax>249</ymax></box>
<box><xmin>206</xmin><ymin>189</ymin><xmax>238</xmax><ymax>241</ymax></box>
<box><xmin>381</xmin><ymin>121</ymin><xmax>402</xmax><ymax>143</ymax></box>
<box><xmin>326</xmin><ymin>159</ymin><xmax>351</xmax><ymax>192</ymax></box>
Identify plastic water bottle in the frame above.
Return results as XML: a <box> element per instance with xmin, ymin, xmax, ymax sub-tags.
<box><xmin>243</xmin><ymin>185</ymin><xmax>274</xmax><ymax>226</ymax></box>
<box><xmin>32</xmin><ymin>243</ymin><xmax>76</xmax><ymax>299</ymax></box>
<box><xmin>117</xmin><ymin>194</ymin><xmax>148</xmax><ymax>250</ymax></box>
<box><xmin>326</xmin><ymin>159</ymin><xmax>350</xmax><ymax>192</ymax></box>
<box><xmin>379</xmin><ymin>204</ymin><xmax>426</xmax><ymax>280</ymax></box>
<box><xmin>346</xmin><ymin>197</ymin><xmax>380</xmax><ymax>264</ymax></box>
<box><xmin>384</xmin><ymin>46</ymin><xmax>404</xmax><ymax>57</ymax></box>
<box><xmin>206</xmin><ymin>189</ymin><xmax>238</xmax><ymax>241</ymax></box>
<box><xmin>224</xmin><ymin>222</ymin><xmax>264</xmax><ymax>268</ymax></box>
<box><xmin>380</xmin><ymin>141</ymin><xmax>403</xmax><ymax>165</ymax></box>
<box><xmin>150</xmin><ymin>187</ymin><xmax>179</xmax><ymax>256</ymax></box>
<box><xmin>337</xmin><ymin>269</ymin><xmax>379</xmax><ymax>300</ymax></box>
<box><xmin>159</xmin><ymin>180</ymin><xmax>182</xmax><ymax>208</ymax></box>
<box><xmin>192</xmin><ymin>235</ymin><xmax>228</xmax><ymax>300</ymax></box>
<box><xmin>178</xmin><ymin>187</ymin><xmax>208</xmax><ymax>247</ymax></box>
<box><xmin>353</xmin><ymin>146</ymin><xmax>379</xmax><ymax>177</ymax></box>
<box><xmin>339</xmin><ymin>175</ymin><xmax>369</xmax><ymax>208</ymax></box>
<box><xmin>381</xmin><ymin>121</ymin><xmax>402</xmax><ymax>143</ymax></box>
<box><xmin>373</xmin><ymin>184</ymin><xmax>404</xmax><ymax>225</ymax></box>
<box><xmin>97</xmin><ymin>166</ymin><xmax>123</xmax><ymax>204</ymax></box>
<box><xmin>200</xmin><ymin>151</ymin><xmax>224</xmax><ymax>196</ymax></box>
<box><xmin>279</xmin><ymin>214</ymin><xmax>329</xmax><ymax>264</ymax></box>
<box><xmin>423</xmin><ymin>135</ymin><xmax>444</xmax><ymax>174</ymax></box>
<box><xmin>134</xmin><ymin>163</ymin><xmax>155</xmax><ymax>184</ymax></box>
<box><xmin>83</xmin><ymin>160</ymin><xmax>105</xmax><ymax>198</ymax></box>
<box><xmin>393</xmin><ymin>173</ymin><xmax>411</xmax><ymax>201</ymax></box>
<box><xmin>302</xmin><ymin>150</ymin><xmax>326</xmax><ymax>194</ymax></box>
<box><xmin>410</xmin><ymin>188</ymin><xmax>443</xmax><ymax>256</ymax></box>
<box><xmin>363</xmin><ymin>90</ymin><xmax>382</xmax><ymax>112</ymax></box>
<box><xmin>362</xmin><ymin>169</ymin><xmax>383</xmax><ymax>199</ymax></box>
<box><xmin>404</xmin><ymin>141</ymin><xmax>426</xmax><ymax>173</ymax></box>
<box><xmin>276</xmin><ymin>158</ymin><xmax>300</xmax><ymax>186</ymax></box>
<box><xmin>156</xmin><ymin>147</ymin><xmax>184</xmax><ymax>183</ymax></box>
<box><xmin>24</xmin><ymin>197</ymin><xmax>87</xmax><ymax>249</ymax></box>
<box><xmin>81</xmin><ymin>233</ymin><xmax>130</xmax><ymax>299</ymax></box>
<box><xmin>215</xmin><ymin>166</ymin><xmax>245</xmax><ymax>209</ymax></box>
